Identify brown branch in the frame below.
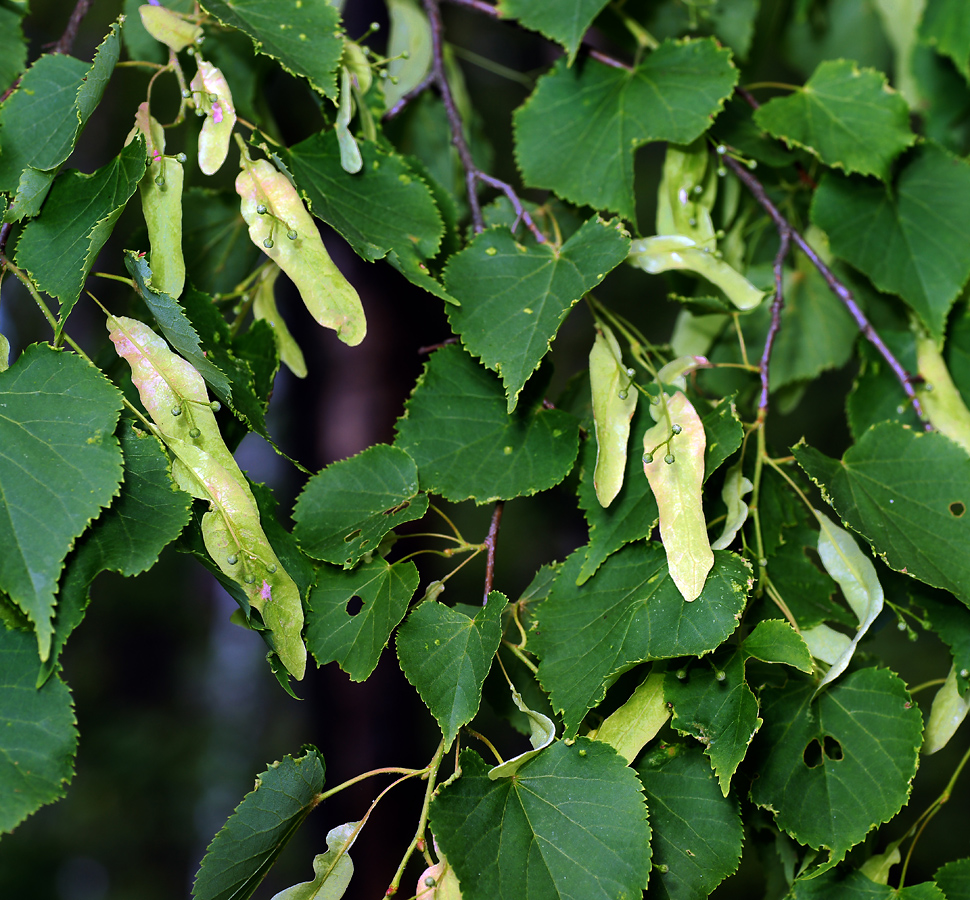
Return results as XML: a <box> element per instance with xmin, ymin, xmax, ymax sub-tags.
<box><xmin>50</xmin><ymin>0</ymin><xmax>94</xmax><ymax>55</ymax></box>
<box><xmin>382</xmin><ymin>72</ymin><xmax>435</xmax><ymax>121</ymax></box>
<box><xmin>424</xmin><ymin>0</ymin><xmax>545</xmax><ymax>241</ymax></box>
<box><xmin>757</xmin><ymin>230</ymin><xmax>790</xmax><ymax>422</ymax></box>
<box><xmin>722</xmin><ymin>154</ymin><xmax>927</xmax><ymax>424</ymax></box>
<box><xmin>482</xmin><ymin>500</ymin><xmax>504</xmax><ymax>605</ymax></box>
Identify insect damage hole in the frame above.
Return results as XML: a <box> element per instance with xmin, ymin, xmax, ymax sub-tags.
<box><xmin>346</xmin><ymin>595</ymin><xmax>364</xmax><ymax>617</ymax></box>
<box><xmin>950</xmin><ymin>501</ymin><xmax>966</xmax><ymax>518</ymax></box>
<box><xmin>803</xmin><ymin>738</ymin><xmax>823</xmax><ymax>769</ymax></box>
<box><xmin>823</xmin><ymin>735</ymin><xmax>844</xmax><ymax>761</ymax></box>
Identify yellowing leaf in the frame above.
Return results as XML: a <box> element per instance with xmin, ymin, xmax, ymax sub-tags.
<box><xmin>924</xmin><ymin>663</ymin><xmax>970</xmax><ymax>755</ymax></box>
<box><xmin>139</xmin><ymin>4</ymin><xmax>202</xmax><ymax>52</ymax></box>
<box><xmin>642</xmin><ymin>391</ymin><xmax>713</xmax><ymax>602</ymax></box>
<box><xmin>190</xmin><ymin>60</ymin><xmax>236</xmax><ymax>175</ymax></box>
<box><xmin>809</xmin><ymin>511</ymin><xmax>885</xmax><ymax>695</ymax></box>
<box><xmin>589</xmin><ymin>324</ymin><xmax>638</xmax><ymax>507</ymax></box>
<box><xmin>629</xmin><ymin>235</ymin><xmax>765</xmax><ymax>311</ymax></box>
<box><xmin>488</xmin><ymin>685</ymin><xmax>556</xmax><ymax>779</ymax></box>
<box><xmin>711</xmin><ymin>462</ymin><xmax>753</xmax><ymax>551</ymax></box>
<box><xmin>236</xmin><ymin>148</ymin><xmax>366</xmax><ymax>346</ymax></box>
<box><xmin>252</xmin><ymin>264</ymin><xmax>308</xmax><ymax>378</ymax></box>
<box><xmin>270</xmin><ymin>821</ymin><xmax>359</xmax><ymax>900</ymax></box>
<box><xmin>594</xmin><ymin>670</ymin><xmax>669</xmax><ymax>763</ymax></box>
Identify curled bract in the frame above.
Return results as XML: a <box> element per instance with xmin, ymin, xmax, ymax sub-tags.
<box><xmin>236</xmin><ymin>147</ymin><xmax>366</xmax><ymax>346</ymax></box>
<box><xmin>139</xmin><ymin>4</ymin><xmax>202</xmax><ymax>52</ymax></box>
<box><xmin>107</xmin><ymin>315</ymin><xmax>307</xmax><ymax>678</ymax></box>
<box><xmin>629</xmin><ymin>235</ymin><xmax>765</xmax><ymax>311</ymax></box>
<box><xmin>642</xmin><ymin>391</ymin><xmax>712</xmax><ymax>602</ymax></box>
<box><xmin>190</xmin><ymin>60</ymin><xmax>235</xmax><ymax>175</ymax></box>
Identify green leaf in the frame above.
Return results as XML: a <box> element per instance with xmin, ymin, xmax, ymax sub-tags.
<box><xmin>742</xmin><ymin>620</ymin><xmax>814</xmax><ymax>672</ymax></box>
<box><xmin>396</xmin><ymin>593</ymin><xmax>504</xmax><ymax>749</ymax></box>
<box><xmin>306</xmin><ymin>558</ymin><xmax>419</xmax><ymax>681</ymax></box>
<box><xmin>793</xmin><ymin>422</ymin><xmax>970</xmax><ymax>606</ymax></box>
<box><xmin>0</xmin><ymin>8</ymin><xmax>27</xmax><ymax>107</ymax></box>
<box><xmin>430</xmin><ymin>742</ymin><xmax>652</xmax><ymax>900</ymax></box>
<box><xmin>497</xmin><ymin>0</ymin><xmax>609</xmax><ymax>62</ymax></box>
<box><xmin>446</xmin><ymin>218</ymin><xmax>631</xmax><ymax>412</ymax></box>
<box><xmin>753</xmin><ymin>60</ymin><xmax>914</xmax><ymax>179</ymax></box>
<box><xmin>14</xmin><ymin>140</ymin><xmax>145</xmax><ymax>325</ymax></box>
<box><xmin>810</xmin><ymin>144</ymin><xmax>970</xmax><ymax>340</ymax></box>
<box><xmin>920</xmin><ymin>0</ymin><xmax>970</xmax><ymax>83</ymax></box>
<box><xmin>533</xmin><ymin>543</ymin><xmax>751</xmax><ymax>735</ymax></box>
<box><xmin>0</xmin><ymin>624</ymin><xmax>77</xmax><ymax>833</ymax></box>
<box><xmin>0</xmin><ymin>19</ymin><xmax>122</xmax><ymax>216</ymax></box>
<box><xmin>394</xmin><ymin>345</ymin><xmax>580</xmax><ymax>504</ymax></box>
<box><xmin>513</xmin><ymin>39</ymin><xmax>738</xmax><ymax>222</ymax></box>
<box><xmin>0</xmin><ymin>345</ymin><xmax>123</xmax><ymax>660</ymax></box>
<box><xmin>192</xmin><ymin>748</ymin><xmax>326</xmax><ymax>900</ymax></box>
<box><xmin>637</xmin><ymin>743</ymin><xmax>743</xmax><ymax>900</ymax></box>
<box><xmin>788</xmin><ymin>869</ymin><xmax>895</xmax><ymax>900</ymax></box>
<box><xmin>665</xmin><ymin>649</ymin><xmax>760</xmax><ymax>795</ymax></box>
<box><xmin>287</xmin><ymin>131</ymin><xmax>445</xmax><ymax>273</ymax></box>
<box><xmin>292</xmin><ymin>444</ymin><xmax>428</xmax><ymax>568</ymax></box>
<box><xmin>124</xmin><ymin>252</ymin><xmax>232</xmax><ymax>402</ymax></box>
<box><xmin>749</xmin><ymin>667</ymin><xmax>922</xmax><ymax>865</ymax></box>
<box><xmin>39</xmin><ymin>420</ymin><xmax>192</xmax><ymax>683</ymax></box>
<box><xmin>935</xmin><ymin>859</ymin><xmax>970</xmax><ymax>900</ymax></box>
<box><xmin>200</xmin><ymin>0</ymin><xmax>344</xmax><ymax>99</ymax></box>
<box><xmin>920</xmin><ymin>596</ymin><xmax>970</xmax><ymax>694</ymax></box>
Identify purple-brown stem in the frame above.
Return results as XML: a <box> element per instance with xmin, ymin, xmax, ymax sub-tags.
<box><xmin>758</xmin><ymin>230</ymin><xmax>790</xmax><ymax>421</ymax></box>
<box><xmin>482</xmin><ymin>500</ymin><xmax>504</xmax><ymax>604</ymax></box>
<box><xmin>382</xmin><ymin>73</ymin><xmax>435</xmax><ymax>121</ymax></box>
<box><xmin>722</xmin><ymin>154</ymin><xmax>927</xmax><ymax>424</ymax></box>
<box><xmin>50</xmin><ymin>0</ymin><xmax>94</xmax><ymax>55</ymax></box>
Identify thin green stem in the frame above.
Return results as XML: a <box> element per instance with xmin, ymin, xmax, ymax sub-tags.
<box><xmin>387</xmin><ymin>740</ymin><xmax>446</xmax><ymax>895</ymax></box>
<box><xmin>909</xmin><ymin>678</ymin><xmax>946</xmax><ymax>695</ymax></box>
<box><xmin>316</xmin><ymin>766</ymin><xmax>425</xmax><ymax>802</ymax></box>
<box><xmin>2</xmin><ymin>259</ymin><xmax>58</xmax><ymax>332</ymax></box>
<box><xmin>93</xmin><ymin>271</ymin><xmax>136</xmax><ymax>287</ymax></box>
<box><xmin>502</xmin><ymin>639</ymin><xmax>538</xmax><ymax>674</ymax></box>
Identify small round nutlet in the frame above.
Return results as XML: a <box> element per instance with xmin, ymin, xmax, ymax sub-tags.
<box><xmin>676</xmin><ymin>668</ymin><xmax>687</xmax><ymax>680</ymax></box>
<box><xmin>263</xmin><ymin>238</ymin><xmax>274</xmax><ymax>249</ymax></box>
<box><xmin>189</xmin><ymin>427</ymin><xmax>201</xmax><ymax>439</ymax></box>
<box><xmin>671</xmin><ymin>424</ymin><xmax>682</xmax><ymax>434</ymax></box>
<box><xmin>618</xmin><ymin>389</ymin><xmax>628</xmax><ymax>400</ymax></box>
<box><xmin>626</xmin><ymin>367</ymin><xmax>636</xmax><ymax>376</ymax></box>
<box><xmin>227</xmin><ymin>554</ymin><xmax>239</xmax><ymax>565</ymax></box>
<box><xmin>256</xmin><ymin>204</ymin><xmax>268</xmax><ymax>215</ymax></box>
<box><xmin>897</xmin><ymin>620</ymin><xmax>907</xmax><ymax>631</ymax></box>
<box><xmin>210</xmin><ymin>401</ymin><xmax>221</xmax><ymax>411</ymax></box>
<box><xmin>286</xmin><ymin>230</ymin><xmax>298</xmax><ymax>240</ymax></box>
<box><xmin>154</xmin><ymin>175</ymin><xmax>165</xmax><ymax>187</ymax></box>
<box><xmin>425</xmin><ymin>877</ymin><xmax>436</xmax><ymax>888</ymax></box>
<box><xmin>181</xmin><ymin>88</ymin><xmax>191</xmax><ymax>98</ymax></box>
<box><xmin>960</xmin><ymin>668</ymin><xmax>969</xmax><ymax>679</ymax></box>
<box><xmin>171</xmin><ymin>405</ymin><xmax>182</xmax><ymax>417</ymax></box>
<box><xmin>642</xmin><ymin>453</ymin><xmax>653</xmax><ymax>465</ymax></box>
<box><xmin>176</xmin><ymin>152</ymin><xmax>187</xmax><ymax>163</ymax></box>
<box><xmin>243</xmin><ymin>573</ymin><xmax>256</xmax><ymax>584</ymax></box>
<box><xmin>664</xmin><ymin>453</ymin><xmax>675</xmax><ymax>464</ymax></box>
<box><xmin>715</xmin><ymin>669</ymin><xmax>726</xmax><ymax>683</ymax></box>
<box><xmin>267</xmin><ymin>564</ymin><xmax>277</xmax><ymax>574</ymax></box>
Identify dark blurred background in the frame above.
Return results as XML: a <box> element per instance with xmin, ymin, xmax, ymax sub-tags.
<box><xmin>1</xmin><ymin>1</ymin><xmax>968</xmax><ymax>897</ymax></box>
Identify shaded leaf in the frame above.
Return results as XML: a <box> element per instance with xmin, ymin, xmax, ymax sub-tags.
<box><xmin>396</xmin><ymin>592</ymin><xmax>505</xmax><ymax>749</ymax></box>
<box><xmin>0</xmin><ymin>346</ymin><xmax>123</xmax><ymax>659</ymax></box>
<box><xmin>200</xmin><ymin>0</ymin><xmax>344</xmax><ymax>99</ymax></box>
<box><xmin>431</xmin><ymin>742</ymin><xmax>651</xmax><ymax>900</ymax></box>
<box><xmin>192</xmin><ymin>749</ymin><xmax>326</xmax><ymax>900</ymax></box>
<box><xmin>533</xmin><ymin>543</ymin><xmax>750</xmax><ymax>735</ymax></box>
<box><xmin>395</xmin><ymin>345</ymin><xmax>580</xmax><ymax>504</ymax></box>
<box><xmin>0</xmin><ymin>625</ymin><xmax>77</xmax><ymax>833</ymax></box>
<box><xmin>793</xmin><ymin>422</ymin><xmax>970</xmax><ymax>606</ymax></box>
<box><xmin>753</xmin><ymin>60</ymin><xmax>914</xmax><ymax>179</ymax></box>
<box><xmin>935</xmin><ymin>858</ymin><xmax>970</xmax><ymax>900</ymax></box>
<box><xmin>637</xmin><ymin>743</ymin><xmax>743</xmax><ymax>900</ymax></box>
<box><xmin>749</xmin><ymin>667</ymin><xmax>922</xmax><ymax>866</ymax></box>
<box><xmin>665</xmin><ymin>649</ymin><xmax>760</xmax><ymax>795</ymax></box>
<box><xmin>513</xmin><ymin>39</ymin><xmax>738</xmax><ymax>222</ymax></box>
<box><xmin>446</xmin><ymin>218</ymin><xmax>631</xmax><ymax>412</ymax></box>
<box><xmin>293</xmin><ymin>445</ymin><xmax>428</xmax><ymax>568</ymax></box>
<box><xmin>306</xmin><ymin>558</ymin><xmax>419</xmax><ymax>681</ymax></box>
<box><xmin>920</xmin><ymin>0</ymin><xmax>970</xmax><ymax>83</ymax></box>
<box><xmin>811</xmin><ymin>144</ymin><xmax>970</xmax><ymax>340</ymax></box>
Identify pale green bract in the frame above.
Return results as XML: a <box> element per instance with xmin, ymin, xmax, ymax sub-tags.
<box><xmin>916</xmin><ymin>331</ymin><xmax>970</xmax><ymax>455</ymax></box>
<box><xmin>629</xmin><ymin>235</ymin><xmax>765</xmax><ymax>311</ymax></box>
<box><xmin>236</xmin><ymin>145</ymin><xmax>366</xmax><ymax>346</ymax></box>
<box><xmin>594</xmin><ymin>670</ymin><xmax>669</xmax><ymax>763</ymax></box>
<box><xmin>383</xmin><ymin>0</ymin><xmax>433</xmax><ymax>109</ymax></box>
<box><xmin>642</xmin><ymin>391</ymin><xmax>713</xmax><ymax>601</ymax></box>
<box><xmin>711</xmin><ymin>462</ymin><xmax>753</xmax><ymax>550</ymax></box>
<box><xmin>107</xmin><ymin>315</ymin><xmax>307</xmax><ymax>679</ymax></box>
<box><xmin>656</xmin><ymin>139</ymin><xmax>717</xmax><ymax>247</ymax></box>
<box><xmin>488</xmin><ymin>685</ymin><xmax>556</xmax><ymax>779</ymax></box>
<box><xmin>589</xmin><ymin>324</ymin><xmax>637</xmax><ymax>507</ymax></box>
<box><xmin>252</xmin><ymin>264</ymin><xmax>308</xmax><ymax>378</ymax></box>
<box><xmin>924</xmin><ymin>663</ymin><xmax>970</xmax><ymax>755</ymax></box>
<box><xmin>190</xmin><ymin>60</ymin><xmax>236</xmax><ymax>175</ymax></box>
<box><xmin>269</xmin><ymin>822</ymin><xmax>359</xmax><ymax>900</ymax></box>
<box><xmin>139</xmin><ymin>4</ymin><xmax>202</xmax><ymax>52</ymax></box>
